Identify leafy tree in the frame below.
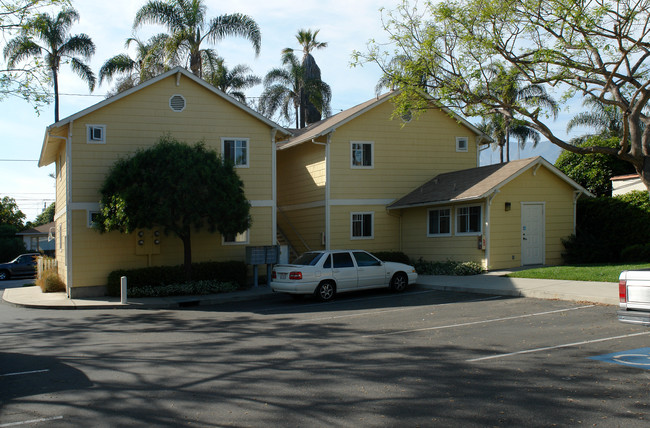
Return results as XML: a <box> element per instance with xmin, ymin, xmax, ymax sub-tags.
<box><xmin>0</xmin><ymin>196</ymin><xmax>26</xmax><ymax>228</ymax></box>
<box><xmin>283</xmin><ymin>29</ymin><xmax>331</xmax><ymax>126</ymax></box>
<box><xmin>202</xmin><ymin>56</ymin><xmax>260</xmax><ymax>105</ymax></box>
<box><xmin>31</xmin><ymin>202</ymin><xmax>55</xmax><ymax>227</ymax></box>
<box><xmin>133</xmin><ymin>0</ymin><xmax>261</xmax><ymax>78</ymax></box>
<box><xmin>0</xmin><ymin>224</ymin><xmax>26</xmax><ymax>262</ymax></box>
<box><xmin>4</xmin><ymin>7</ymin><xmax>95</xmax><ymax>122</ymax></box>
<box><xmin>0</xmin><ymin>0</ymin><xmax>65</xmax><ymax>109</ymax></box>
<box><xmin>95</xmin><ymin>136</ymin><xmax>251</xmax><ymax>281</ymax></box>
<box><xmin>99</xmin><ymin>34</ymin><xmax>171</xmax><ymax>96</ymax></box>
<box><xmin>353</xmin><ymin>0</ymin><xmax>650</xmax><ymax>191</ymax></box>
<box><xmin>555</xmin><ymin>136</ymin><xmax>635</xmax><ymax>197</ymax></box>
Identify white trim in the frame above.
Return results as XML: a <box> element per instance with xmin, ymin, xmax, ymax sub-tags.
<box><xmin>454</xmin><ymin>204</ymin><xmax>483</xmax><ymax>236</ymax></box>
<box><xmin>427</xmin><ymin>206</ymin><xmax>452</xmax><ymax>237</ymax></box>
<box><xmin>65</xmin><ymin>121</ymin><xmax>73</xmax><ymax>294</ymax></box>
<box><xmin>250</xmin><ymin>200</ymin><xmax>274</xmax><ymax>208</ymax></box>
<box><xmin>86</xmin><ymin>124</ymin><xmax>106</xmax><ymax>144</ymax></box>
<box><xmin>221</xmin><ymin>137</ymin><xmax>250</xmax><ymax>168</ymax></box>
<box><xmin>350</xmin><ymin>141</ymin><xmax>374</xmax><ymax>169</ymax></box>
<box><xmin>330</xmin><ymin>199</ymin><xmax>395</xmax><ymax>206</ymax></box>
<box><xmin>456</xmin><ymin>136</ymin><xmax>469</xmax><ymax>152</ymax></box>
<box><xmin>54</xmin><ymin>207</ymin><xmax>65</xmax><ymax>221</ymax></box>
<box><xmin>350</xmin><ymin>211</ymin><xmax>374</xmax><ymax>240</ymax></box>
<box><xmin>272</xmin><ymin>128</ymin><xmax>278</xmax><ymax>245</ymax></box>
<box><xmin>222</xmin><ymin>230</ymin><xmax>249</xmax><ymax>245</ymax></box>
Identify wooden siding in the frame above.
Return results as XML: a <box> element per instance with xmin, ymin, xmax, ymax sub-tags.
<box><xmin>328</xmin><ymin>101</ymin><xmax>479</xmax><ymax>200</ymax></box>
<box><xmin>277</xmin><ymin>142</ymin><xmax>326</xmax><ymax>206</ymax></box>
<box><xmin>70</xmin><ymin>206</ymin><xmax>273</xmax><ymax>288</ymax></box>
<box><xmin>68</xmin><ymin>74</ymin><xmax>274</xmax><ymax>205</ymax></box>
<box><xmin>277</xmin><ymin>206</ymin><xmax>325</xmax><ymax>255</ymax></box>
<box><xmin>489</xmin><ymin>166</ymin><xmax>575</xmax><ymax>269</ymax></box>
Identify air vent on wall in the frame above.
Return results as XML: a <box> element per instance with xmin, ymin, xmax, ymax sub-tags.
<box><xmin>169</xmin><ymin>94</ymin><xmax>186</xmax><ymax>112</ymax></box>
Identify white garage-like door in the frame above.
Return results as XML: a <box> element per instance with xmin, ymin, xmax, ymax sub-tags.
<box><xmin>521</xmin><ymin>202</ymin><xmax>545</xmax><ymax>266</ymax></box>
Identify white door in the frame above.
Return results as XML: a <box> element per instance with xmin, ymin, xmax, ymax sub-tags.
<box><xmin>521</xmin><ymin>203</ymin><xmax>544</xmax><ymax>265</ymax></box>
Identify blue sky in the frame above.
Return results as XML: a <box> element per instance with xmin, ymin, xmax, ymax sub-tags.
<box><xmin>1</xmin><ymin>0</ymin><xmax>572</xmax><ymax>221</ymax></box>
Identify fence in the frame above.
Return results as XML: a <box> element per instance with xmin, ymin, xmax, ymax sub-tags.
<box><xmin>37</xmin><ymin>256</ymin><xmax>57</xmax><ymax>278</ymax></box>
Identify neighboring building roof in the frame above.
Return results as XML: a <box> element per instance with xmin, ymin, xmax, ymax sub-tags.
<box><xmin>16</xmin><ymin>221</ymin><xmax>55</xmax><ymax>236</ymax></box>
<box><xmin>39</xmin><ymin>67</ymin><xmax>292</xmax><ymax>167</ymax></box>
<box><xmin>277</xmin><ymin>91</ymin><xmax>490</xmax><ymax>150</ymax></box>
<box><xmin>388</xmin><ymin>156</ymin><xmax>592</xmax><ymax>210</ymax></box>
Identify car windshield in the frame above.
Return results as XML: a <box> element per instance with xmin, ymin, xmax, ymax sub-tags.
<box><xmin>292</xmin><ymin>252</ymin><xmax>325</xmax><ymax>266</ymax></box>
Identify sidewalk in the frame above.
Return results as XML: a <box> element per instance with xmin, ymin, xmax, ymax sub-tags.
<box><xmin>1</xmin><ymin>273</ymin><xmax>619</xmax><ymax>309</ymax></box>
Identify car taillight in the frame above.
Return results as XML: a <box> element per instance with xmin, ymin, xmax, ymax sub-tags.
<box><xmin>272</xmin><ymin>271</ymin><xmax>276</xmax><ymax>279</ymax></box>
<box><xmin>289</xmin><ymin>271</ymin><xmax>302</xmax><ymax>280</ymax></box>
<box><xmin>619</xmin><ymin>280</ymin><xmax>627</xmax><ymax>303</ymax></box>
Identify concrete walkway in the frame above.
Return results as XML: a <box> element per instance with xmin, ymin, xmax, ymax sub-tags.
<box><xmin>1</xmin><ymin>272</ymin><xmax>619</xmax><ymax>310</ymax></box>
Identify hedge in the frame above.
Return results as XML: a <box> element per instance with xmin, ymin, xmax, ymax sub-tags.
<box><xmin>107</xmin><ymin>260</ymin><xmax>247</xmax><ymax>296</ymax></box>
<box><xmin>372</xmin><ymin>251</ymin><xmax>412</xmax><ymax>265</ymax></box>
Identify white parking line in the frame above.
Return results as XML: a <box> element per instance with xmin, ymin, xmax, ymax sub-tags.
<box><xmin>363</xmin><ymin>305</ymin><xmax>595</xmax><ymax>338</ymax></box>
<box><xmin>295</xmin><ymin>295</ymin><xmax>503</xmax><ymax>323</ymax></box>
<box><xmin>467</xmin><ymin>331</ymin><xmax>650</xmax><ymax>362</ymax></box>
<box><xmin>0</xmin><ymin>369</ymin><xmax>49</xmax><ymax>377</ymax></box>
<box><xmin>0</xmin><ymin>416</ymin><xmax>63</xmax><ymax>427</ymax></box>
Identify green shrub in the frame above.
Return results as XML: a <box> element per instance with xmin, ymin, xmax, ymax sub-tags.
<box><xmin>414</xmin><ymin>258</ymin><xmax>484</xmax><ymax>275</ymax></box>
<box><xmin>372</xmin><ymin>251</ymin><xmax>412</xmax><ymax>265</ymax></box>
<box><xmin>563</xmin><ymin>193</ymin><xmax>650</xmax><ymax>263</ymax></box>
<box><xmin>106</xmin><ymin>260</ymin><xmax>247</xmax><ymax>296</ymax></box>
<box><xmin>621</xmin><ymin>243</ymin><xmax>650</xmax><ymax>263</ymax></box>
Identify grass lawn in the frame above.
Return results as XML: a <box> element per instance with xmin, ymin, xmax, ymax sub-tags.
<box><xmin>506</xmin><ymin>263</ymin><xmax>650</xmax><ymax>283</ymax></box>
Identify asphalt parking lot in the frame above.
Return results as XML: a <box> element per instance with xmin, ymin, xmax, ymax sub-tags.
<box><xmin>1</xmin><ymin>286</ymin><xmax>648</xmax><ymax>426</ymax></box>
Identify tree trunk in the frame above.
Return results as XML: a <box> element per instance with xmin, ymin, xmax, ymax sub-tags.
<box><xmin>505</xmin><ymin>128</ymin><xmax>511</xmax><ymax>162</ymax></box>
<box><xmin>53</xmin><ymin>68</ymin><xmax>59</xmax><ymax>123</ymax></box>
<box><xmin>181</xmin><ymin>228</ymin><xmax>192</xmax><ymax>282</ymax></box>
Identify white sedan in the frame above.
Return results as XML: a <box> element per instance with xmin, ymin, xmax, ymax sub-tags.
<box><xmin>270</xmin><ymin>250</ymin><xmax>418</xmax><ymax>301</ymax></box>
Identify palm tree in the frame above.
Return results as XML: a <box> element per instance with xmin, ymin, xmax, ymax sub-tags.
<box><xmin>4</xmin><ymin>8</ymin><xmax>95</xmax><ymax>122</ymax></box>
<box><xmin>283</xmin><ymin>29</ymin><xmax>331</xmax><ymax>126</ymax></box>
<box><xmin>566</xmin><ymin>97</ymin><xmax>626</xmax><ymax>138</ymax></box>
<box><xmin>483</xmin><ymin>65</ymin><xmax>558</xmax><ymax>162</ymax></box>
<box><xmin>258</xmin><ymin>51</ymin><xmax>303</xmax><ymax>127</ymax></box>
<box><xmin>202</xmin><ymin>56</ymin><xmax>260</xmax><ymax>105</ymax></box>
<box><xmin>133</xmin><ymin>0</ymin><xmax>261</xmax><ymax>78</ymax></box>
<box><xmin>99</xmin><ymin>34</ymin><xmax>171</xmax><ymax>96</ymax></box>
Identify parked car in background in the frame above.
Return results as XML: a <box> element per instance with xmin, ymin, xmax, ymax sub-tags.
<box><xmin>271</xmin><ymin>250</ymin><xmax>418</xmax><ymax>301</ymax></box>
<box><xmin>0</xmin><ymin>253</ymin><xmax>39</xmax><ymax>280</ymax></box>
<box><xmin>618</xmin><ymin>270</ymin><xmax>650</xmax><ymax>326</ymax></box>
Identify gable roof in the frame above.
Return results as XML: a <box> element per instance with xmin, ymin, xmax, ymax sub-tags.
<box><xmin>388</xmin><ymin>156</ymin><xmax>592</xmax><ymax>210</ymax></box>
<box><xmin>39</xmin><ymin>67</ymin><xmax>291</xmax><ymax>167</ymax></box>
<box><xmin>277</xmin><ymin>91</ymin><xmax>490</xmax><ymax>150</ymax></box>
<box><xmin>16</xmin><ymin>221</ymin><xmax>55</xmax><ymax>236</ymax></box>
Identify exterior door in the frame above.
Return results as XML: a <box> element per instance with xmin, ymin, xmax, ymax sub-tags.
<box><xmin>521</xmin><ymin>203</ymin><xmax>544</xmax><ymax>265</ymax></box>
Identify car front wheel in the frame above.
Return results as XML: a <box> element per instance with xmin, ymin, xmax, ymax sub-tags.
<box><xmin>315</xmin><ymin>281</ymin><xmax>336</xmax><ymax>302</ymax></box>
<box><xmin>0</xmin><ymin>270</ymin><xmax>9</xmax><ymax>281</ymax></box>
<box><xmin>390</xmin><ymin>272</ymin><xmax>408</xmax><ymax>292</ymax></box>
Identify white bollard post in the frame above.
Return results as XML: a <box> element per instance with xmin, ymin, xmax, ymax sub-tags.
<box><xmin>121</xmin><ymin>276</ymin><xmax>127</xmax><ymax>304</ymax></box>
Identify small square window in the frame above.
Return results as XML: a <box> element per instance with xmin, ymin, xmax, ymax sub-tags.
<box><xmin>428</xmin><ymin>207</ymin><xmax>451</xmax><ymax>236</ymax></box>
<box><xmin>223</xmin><ymin>230</ymin><xmax>248</xmax><ymax>245</ymax></box>
<box><xmin>351</xmin><ymin>142</ymin><xmax>373</xmax><ymax>168</ymax></box>
<box><xmin>222</xmin><ymin>138</ymin><xmax>249</xmax><ymax>167</ymax></box>
<box><xmin>456</xmin><ymin>137</ymin><xmax>468</xmax><ymax>152</ymax></box>
<box><xmin>87</xmin><ymin>125</ymin><xmax>106</xmax><ymax>144</ymax></box>
<box><xmin>351</xmin><ymin>212</ymin><xmax>373</xmax><ymax>239</ymax></box>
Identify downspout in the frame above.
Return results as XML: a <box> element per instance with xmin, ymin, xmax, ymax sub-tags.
<box><xmin>485</xmin><ymin>189</ymin><xmax>499</xmax><ymax>270</ymax></box>
<box><xmin>385</xmin><ymin>209</ymin><xmax>403</xmax><ymax>252</ymax></box>
<box><xmin>271</xmin><ymin>128</ymin><xmax>278</xmax><ymax>245</ymax></box>
<box><xmin>312</xmin><ymin>133</ymin><xmax>332</xmax><ymax>249</ymax></box>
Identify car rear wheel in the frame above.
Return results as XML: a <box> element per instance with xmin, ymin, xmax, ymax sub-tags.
<box><xmin>0</xmin><ymin>270</ymin><xmax>9</xmax><ymax>281</ymax></box>
<box><xmin>390</xmin><ymin>272</ymin><xmax>408</xmax><ymax>292</ymax></box>
<box><xmin>315</xmin><ymin>281</ymin><xmax>336</xmax><ymax>302</ymax></box>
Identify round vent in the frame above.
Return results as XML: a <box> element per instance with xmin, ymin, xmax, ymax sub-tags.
<box><xmin>169</xmin><ymin>94</ymin><xmax>186</xmax><ymax>112</ymax></box>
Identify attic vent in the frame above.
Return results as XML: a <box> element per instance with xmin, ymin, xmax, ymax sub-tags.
<box><xmin>169</xmin><ymin>94</ymin><xmax>186</xmax><ymax>112</ymax></box>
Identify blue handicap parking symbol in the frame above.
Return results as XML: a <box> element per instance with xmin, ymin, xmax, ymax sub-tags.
<box><xmin>589</xmin><ymin>347</ymin><xmax>650</xmax><ymax>369</ymax></box>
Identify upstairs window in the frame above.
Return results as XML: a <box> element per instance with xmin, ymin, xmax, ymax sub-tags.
<box><xmin>222</xmin><ymin>138</ymin><xmax>249</xmax><ymax>167</ymax></box>
<box><xmin>351</xmin><ymin>141</ymin><xmax>373</xmax><ymax>168</ymax></box>
<box><xmin>87</xmin><ymin>125</ymin><xmax>106</xmax><ymax>144</ymax></box>
<box><xmin>456</xmin><ymin>136</ymin><xmax>468</xmax><ymax>152</ymax></box>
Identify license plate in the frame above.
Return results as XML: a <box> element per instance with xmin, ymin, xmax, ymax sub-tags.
<box><xmin>279</xmin><ymin>273</ymin><xmax>287</xmax><ymax>279</ymax></box>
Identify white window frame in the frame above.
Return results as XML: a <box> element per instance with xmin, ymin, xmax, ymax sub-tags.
<box><xmin>456</xmin><ymin>136</ymin><xmax>469</xmax><ymax>152</ymax></box>
<box><xmin>222</xmin><ymin>138</ymin><xmax>249</xmax><ymax>168</ymax></box>
<box><xmin>455</xmin><ymin>204</ymin><xmax>482</xmax><ymax>236</ymax></box>
<box><xmin>87</xmin><ymin>211</ymin><xmax>100</xmax><ymax>228</ymax></box>
<box><xmin>86</xmin><ymin>125</ymin><xmax>106</xmax><ymax>144</ymax></box>
<box><xmin>427</xmin><ymin>207</ymin><xmax>452</xmax><ymax>237</ymax></box>
<box><xmin>223</xmin><ymin>230</ymin><xmax>249</xmax><ymax>245</ymax></box>
<box><xmin>350</xmin><ymin>141</ymin><xmax>374</xmax><ymax>169</ymax></box>
<box><xmin>351</xmin><ymin>212</ymin><xmax>374</xmax><ymax>240</ymax></box>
